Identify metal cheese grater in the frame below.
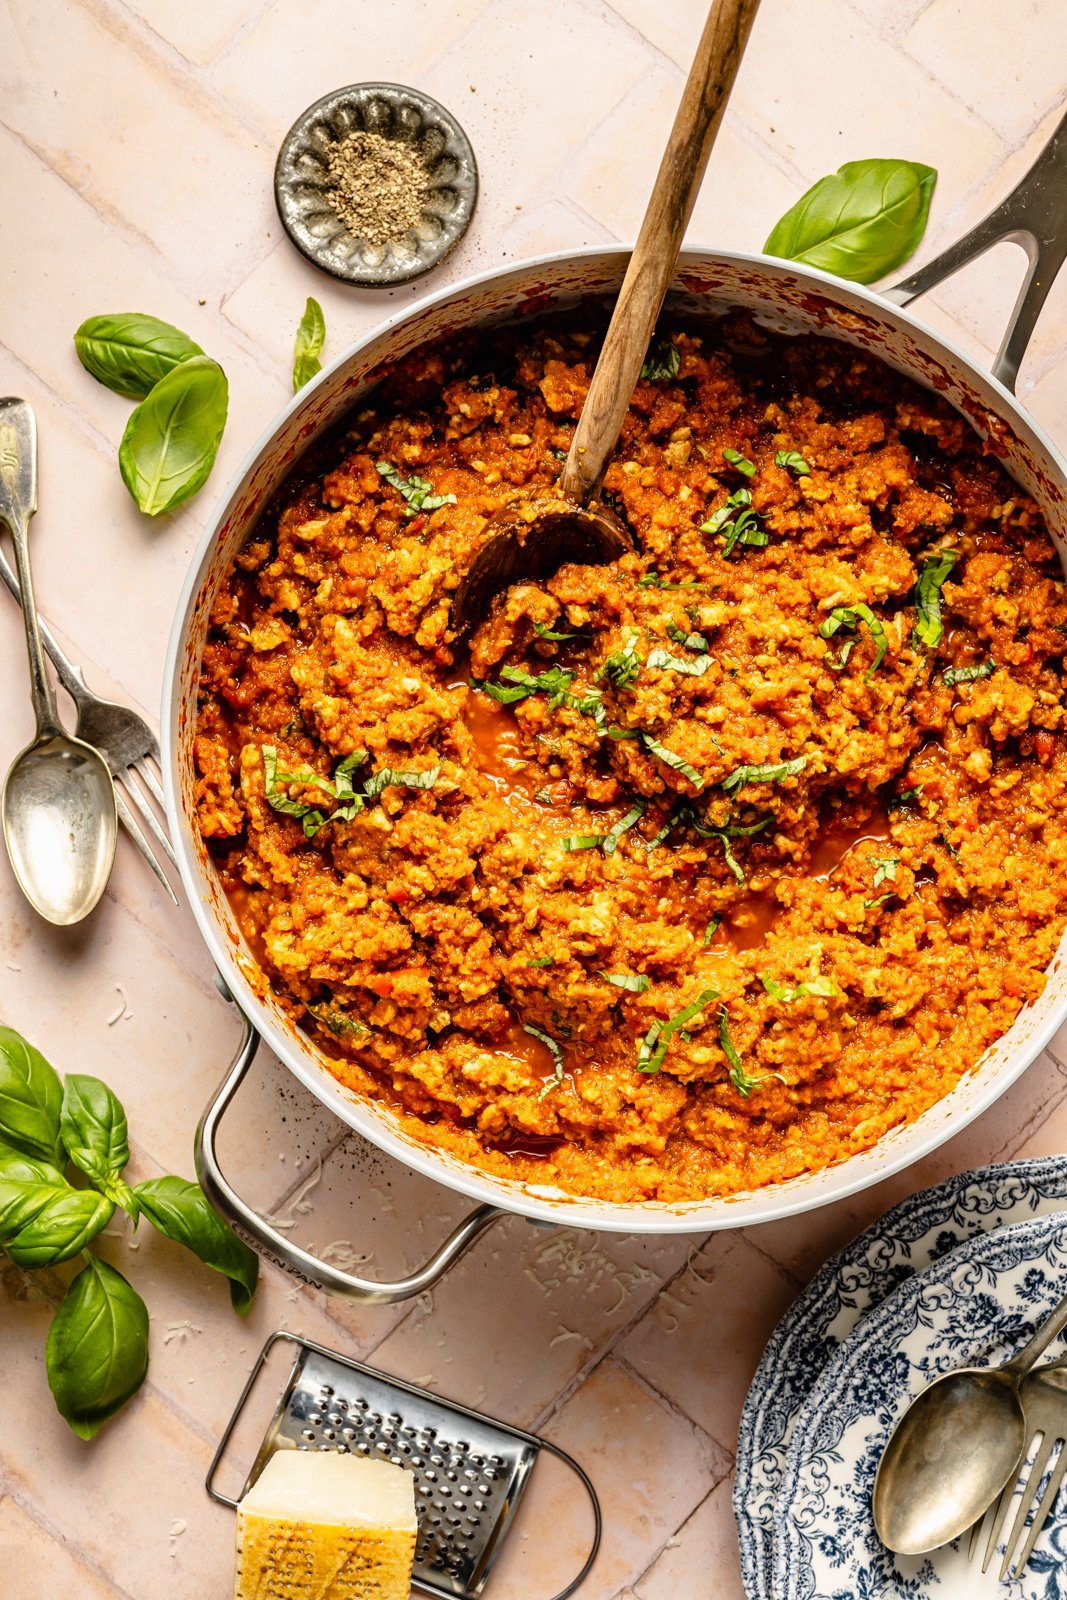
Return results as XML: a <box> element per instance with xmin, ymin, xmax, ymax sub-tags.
<box><xmin>207</xmin><ymin>1331</ymin><xmax>601</xmax><ymax>1600</ymax></box>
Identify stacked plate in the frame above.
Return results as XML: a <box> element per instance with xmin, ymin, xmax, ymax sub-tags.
<box><xmin>735</xmin><ymin>1158</ymin><xmax>1067</xmax><ymax>1599</ymax></box>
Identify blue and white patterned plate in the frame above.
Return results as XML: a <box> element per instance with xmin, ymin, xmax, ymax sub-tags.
<box><xmin>735</xmin><ymin>1157</ymin><xmax>1067</xmax><ymax>1598</ymax></box>
<box><xmin>774</xmin><ymin>1209</ymin><xmax>1067</xmax><ymax>1600</ymax></box>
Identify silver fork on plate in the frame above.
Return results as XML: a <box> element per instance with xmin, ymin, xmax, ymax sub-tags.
<box><xmin>0</xmin><ymin>543</ymin><xmax>178</xmax><ymax>904</ymax></box>
<box><xmin>971</xmin><ymin>1358</ymin><xmax>1067</xmax><ymax>1580</ymax></box>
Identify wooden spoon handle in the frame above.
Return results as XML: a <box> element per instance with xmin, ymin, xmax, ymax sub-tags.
<box><xmin>561</xmin><ymin>0</ymin><xmax>761</xmax><ymax>504</ymax></box>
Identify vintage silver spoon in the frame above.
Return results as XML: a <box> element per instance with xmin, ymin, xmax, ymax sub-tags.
<box><xmin>873</xmin><ymin>1284</ymin><xmax>1067</xmax><ymax>1554</ymax></box>
<box><xmin>0</xmin><ymin>399</ymin><xmax>117</xmax><ymax>924</ymax></box>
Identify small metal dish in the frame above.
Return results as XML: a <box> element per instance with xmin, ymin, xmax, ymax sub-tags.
<box><xmin>274</xmin><ymin>82</ymin><xmax>479</xmax><ymax>287</ymax></box>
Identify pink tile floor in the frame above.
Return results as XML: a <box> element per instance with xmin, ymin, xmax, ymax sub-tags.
<box><xmin>1</xmin><ymin>2</ymin><xmax>1066</xmax><ymax>1594</ymax></box>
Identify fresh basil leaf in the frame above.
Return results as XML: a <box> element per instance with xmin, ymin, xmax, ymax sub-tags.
<box><xmin>638</xmin><ymin>988</ymin><xmax>719</xmax><ymax>1074</ymax></box>
<box><xmin>1</xmin><ymin>1184</ymin><xmax>113</xmax><ymax>1269</ymax></box>
<box><xmin>764</xmin><ymin>159</ymin><xmax>937</xmax><ymax>283</ymax></box>
<box><xmin>561</xmin><ymin>833</ymin><xmax>606</xmax><ymax>852</ymax></box>
<box><xmin>722</xmin><ymin>507</ymin><xmax>767</xmax><ymax>557</ymax></box>
<box><xmin>0</xmin><ymin>1026</ymin><xmax>63</xmax><ymax>1164</ymax></box>
<box><xmin>361</xmin><ymin>764</ymin><xmax>441</xmax><ymax>799</ymax></box>
<box><xmin>722</xmin><ymin>756</ymin><xmax>807</xmax><ymax>794</ymax></box>
<box><xmin>118</xmin><ymin>355</ymin><xmax>228</xmax><ymax>516</ymax></box>
<box><xmin>647</xmin><ymin>647</ymin><xmax>712</xmax><ymax>677</ymax></box>
<box><xmin>375</xmin><ymin>460</ymin><xmax>457</xmax><ymax>515</ymax></box>
<box><xmin>722</xmin><ymin>447</ymin><xmax>756</xmax><ymax>478</ymax></box>
<box><xmin>603</xmin><ymin>800</ymin><xmax>646</xmax><ymax>856</ymax></box>
<box><xmin>642</xmin><ymin>735</ymin><xmax>704</xmax><ymax>790</ymax></box>
<box><xmin>913</xmin><ymin>549</ymin><xmax>958</xmax><ymax>648</ymax></box>
<box><xmin>133</xmin><ymin>1176</ymin><xmax>258</xmax><ymax>1314</ymax></box>
<box><xmin>640</xmin><ymin>337</ymin><xmax>680</xmax><ymax>382</ymax></box>
<box><xmin>59</xmin><ymin>1076</ymin><xmax>133</xmax><ymax>1206</ymax></box>
<box><xmin>819</xmin><ymin>602</ymin><xmax>888</xmax><ymax>679</ymax></box>
<box><xmin>888</xmin><ymin>783</ymin><xmax>924</xmax><ymax>810</ymax></box>
<box><xmin>0</xmin><ymin>1148</ymin><xmax>68</xmax><ymax>1237</ymax></box>
<box><xmin>775</xmin><ymin>449</ymin><xmax>810</xmax><ymax>476</ymax></box>
<box><xmin>599</xmin><ymin>972</ymin><xmax>651</xmax><ymax>993</ymax></box>
<box><xmin>638</xmin><ymin>570</ymin><xmax>708</xmax><ymax>591</ymax></box>
<box><xmin>666</xmin><ymin>621</ymin><xmax>709</xmax><ymax>652</ymax></box>
<box><xmin>761</xmin><ymin>973</ymin><xmax>841</xmax><ymax>1003</ymax></box>
<box><xmin>596</xmin><ymin>633</ymin><xmax>642</xmax><ymax>690</ymax></box>
<box><xmin>523</xmin><ymin>1024</ymin><xmax>565</xmax><ymax>1101</ymax></box>
<box><xmin>703</xmin><ymin>913</ymin><xmax>723</xmax><ymax>946</ymax></box>
<box><xmin>943</xmin><ymin>659</ymin><xmax>996</xmax><ymax>687</ymax></box>
<box><xmin>73</xmin><ymin>313</ymin><xmax>204</xmax><ymax>399</ymax></box>
<box><xmin>46</xmin><ymin>1257</ymin><xmax>149</xmax><ymax>1439</ymax></box>
<box><xmin>864</xmin><ymin>891</ymin><xmax>895</xmax><ymax>909</ymax></box>
<box><xmin>527</xmin><ymin>956</ymin><xmax>554</xmax><ymax>968</ymax></box>
<box><xmin>533</xmin><ymin>620</ymin><xmax>581</xmax><ymax>642</ymax></box>
<box><xmin>292</xmin><ymin>297</ymin><xmax>326</xmax><ymax>391</ymax></box>
<box><xmin>719</xmin><ymin>1008</ymin><xmax>758</xmax><ymax>1096</ymax></box>
<box><xmin>871</xmin><ymin>855</ymin><xmax>900</xmax><ymax>889</ymax></box>
<box><xmin>701</xmin><ymin>486</ymin><xmax>751</xmax><ymax>537</ymax></box>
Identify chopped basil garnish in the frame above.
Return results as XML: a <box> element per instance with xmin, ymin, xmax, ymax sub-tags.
<box><xmin>307</xmin><ymin>1005</ymin><xmax>368</xmax><ymax>1038</ymax></box>
<box><xmin>703</xmin><ymin>913</ymin><xmax>723</xmax><ymax>946</ymax></box>
<box><xmin>600</xmin><ymin>972</ymin><xmax>651</xmax><ymax>994</ymax></box>
<box><xmin>640</xmin><ymin>337</ymin><xmax>680</xmax><ymax>382</ymax></box>
<box><xmin>864</xmin><ymin>891</ymin><xmax>896</xmax><ymax>909</ymax></box>
<box><xmin>523</xmin><ymin>1023</ymin><xmax>565</xmax><ymax>1101</ymax></box>
<box><xmin>472</xmin><ymin>664</ymin><xmax>576</xmax><ymax>708</ymax></box>
<box><xmin>721</xmin><ymin>756</ymin><xmax>807</xmax><ymax>795</ymax></box>
<box><xmin>888</xmin><ymin>783</ymin><xmax>925</xmax><ymax>810</ymax></box>
<box><xmin>871</xmin><ymin>856</ymin><xmax>899</xmax><ymax>889</ymax></box>
<box><xmin>638</xmin><ymin>987</ymin><xmax>719</xmax><ymax>1075</ymax></box>
<box><xmin>606</xmin><ymin>726</ymin><xmax>642</xmax><ymax>741</ymax></box>
<box><xmin>375</xmin><ymin>461</ymin><xmax>457</xmax><ymax>515</ymax></box>
<box><xmin>761</xmin><ymin>974</ymin><xmax>840</xmax><ymax>1002</ymax></box>
<box><xmin>642</xmin><ymin>735</ymin><xmax>704</xmax><ymax>790</ymax></box>
<box><xmin>819</xmin><ymin>602</ymin><xmax>888</xmax><ymax>679</ymax></box>
<box><xmin>943</xmin><ymin>659</ymin><xmax>996</xmax><ymax>687</ymax></box>
<box><xmin>596</xmin><ymin>633</ymin><xmax>641</xmax><ymax>690</ymax></box>
<box><xmin>603</xmin><ymin>800</ymin><xmax>646</xmax><ymax>856</ymax></box>
<box><xmin>719</xmin><ymin>1009</ymin><xmax>754</xmax><ymax>1096</ymax></box>
<box><xmin>533</xmin><ymin>620</ymin><xmax>582</xmax><ymax>642</ymax></box>
<box><xmin>533</xmin><ymin>787</ymin><xmax>553</xmax><ymax>805</ymax></box>
<box><xmin>912</xmin><ymin>549</ymin><xmax>958</xmax><ymax>649</ymax></box>
<box><xmin>774</xmin><ymin>449</ymin><xmax>811</xmax><ymax>475</ymax></box>
<box><xmin>263</xmin><ymin>747</ymin><xmax>440</xmax><ymax>838</ymax></box>
<box><xmin>647</xmin><ymin>648</ymin><xmax>712</xmax><ymax>677</ymax></box>
<box><xmin>361</xmin><ymin>765</ymin><xmax>442</xmax><ymax>799</ymax></box>
<box><xmin>701</xmin><ymin>488</ymin><xmax>767</xmax><ymax>557</ymax></box>
<box><xmin>638</xmin><ymin>570</ymin><xmax>708</xmax><ymax>590</ymax></box>
<box><xmin>561</xmin><ymin>833</ymin><xmax>606</xmax><ymax>853</ymax></box>
<box><xmin>722</xmin><ymin>447</ymin><xmax>756</xmax><ymax>478</ymax></box>
<box><xmin>528</xmin><ymin>956</ymin><xmax>554</xmax><ymax>967</ymax></box>
<box><xmin>666</xmin><ymin>621</ymin><xmax>709</xmax><ymax>652</ymax></box>
<box><xmin>702</xmin><ymin>486</ymin><xmax>751</xmax><ymax>536</ymax></box>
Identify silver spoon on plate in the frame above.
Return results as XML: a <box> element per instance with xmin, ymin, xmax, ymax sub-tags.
<box><xmin>0</xmin><ymin>398</ymin><xmax>117</xmax><ymax>924</ymax></box>
<box><xmin>874</xmin><ymin>1282</ymin><xmax>1067</xmax><ymax>1553</ymax></box>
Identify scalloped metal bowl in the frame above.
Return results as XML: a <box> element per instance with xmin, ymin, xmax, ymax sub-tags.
<box><xmin>274</xmin><ymin>82</ymin><xmax>478</xmax><ymax>287</ymax></box>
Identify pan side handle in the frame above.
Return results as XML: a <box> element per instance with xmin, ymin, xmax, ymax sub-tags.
<box><xmin>883</xmin><ymin>107</ymin><xmax>1067</xmax><ymax>394</ymax></box>
<box><xmin>195</xmin><ymin>990</ymin><xmax>505</xmax><ymax>1303</ymax></box>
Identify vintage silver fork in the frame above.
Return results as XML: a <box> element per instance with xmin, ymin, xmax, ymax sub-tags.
<box><xmin>971</xmin><ymin>1359</ymin><xmax>1067</xmax><ymax>1580</ymax></box>
<box><xmin>0</xmin><ymin>544</ymin><xmax>178</xmax><ymax>904</ymax></box>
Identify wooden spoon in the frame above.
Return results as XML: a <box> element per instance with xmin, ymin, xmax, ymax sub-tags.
<box><xmin>451</xmin><ymin>0</ymin><xmax>762</xmax><ymax>635</ymax></box>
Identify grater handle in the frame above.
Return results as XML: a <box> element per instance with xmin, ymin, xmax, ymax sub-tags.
<box><xmin>195</xmin><ymin>995</ymin><xmax>505</xmax><ymax>1302</ymax></box>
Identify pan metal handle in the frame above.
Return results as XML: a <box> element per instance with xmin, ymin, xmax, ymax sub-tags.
<box><xmin>195</xmin><ymin>991</ymin><xmax>505</xmax><ymax>1303</ymax></box>
<box><xmin>884</xmin><ymin>106</ymin><xmax>1067</xmax><ymax>394</ymax></box>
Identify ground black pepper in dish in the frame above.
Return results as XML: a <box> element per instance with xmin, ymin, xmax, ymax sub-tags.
<box><xmin>325</xmin><ymin>130</ymin><xmax>429</xmax><ymax>247</ymax></box>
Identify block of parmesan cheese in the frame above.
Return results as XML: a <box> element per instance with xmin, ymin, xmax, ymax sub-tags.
<box><xmin>234</xmin><ymin>1450</ymin><xmax>417</xmax><ymax>1599</ymax></box>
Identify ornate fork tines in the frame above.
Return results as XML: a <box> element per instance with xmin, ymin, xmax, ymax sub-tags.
<box><xmin>0</xmin><ymin>543</ymin><xmax>179</xmax><ymax>905</ymax></box>
<box><xmin>970</xmin><ymin>1362</ymin><xmax>1067</xmax><ymax>1580</ymax></box>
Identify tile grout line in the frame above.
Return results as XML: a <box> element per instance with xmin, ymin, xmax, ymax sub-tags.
<box><xmin>2</xmin><ymin>1483</ymin><xmax>140</xmax><ymax>1600</ymax></box>
<box><xmin>627</xmin><ymin>1479</ymin><xmax>723</xmax><ymax>1599</ymax></box>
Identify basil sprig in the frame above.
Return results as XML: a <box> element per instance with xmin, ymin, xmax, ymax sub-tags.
<box><xmin>74</xmin><ymin>313</ymin><xmax>204</xmax><ymax>399</ymax></box>
<box><xmin>765</xmin><ymin>159</ymin><xmax>937</xmax><ymax>283</ymax></box>
<box><xmin>119</xmin><ymin>355</ymin><xmax>229</xmax><ymax>516</ymax></box>
<box><xmin>913</xmin><ymin>549</ymin><xmax>958</xmax><ymax>648</ymax></box>
<box><xmin>0</xmin><ymin>1027</ymin><xmax>258</xmax><ymax>1437</ymax></box>
<box><xmin>292</xmin><ymin>297</ymin><xmax>326</xmax><ymax>391</ymax></box>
